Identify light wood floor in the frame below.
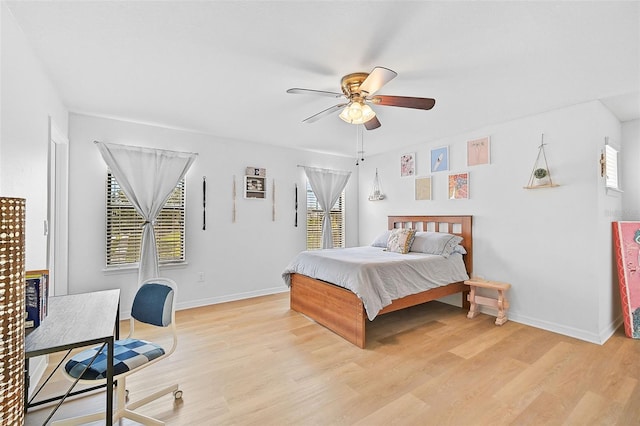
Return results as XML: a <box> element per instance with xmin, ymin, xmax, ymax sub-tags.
<box><xmin>26</xmin><ymin>292</ymin><xmax>640</xmax><ymax>425</ymax></box>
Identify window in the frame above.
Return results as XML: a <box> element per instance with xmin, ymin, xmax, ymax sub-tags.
<box><xmin>106</xmin><ymin>172</ymin><xmax>186</xmax><ymax>267</ymax></box>
<box><xmin>306</xmin><ymin>182</ymin><xmax>345</xmax><ymax>250</ymax></box>
<box><xmin>603</xmin><ymin>140</ymin><xmax>621</xmax><ymax>191</ymax></box>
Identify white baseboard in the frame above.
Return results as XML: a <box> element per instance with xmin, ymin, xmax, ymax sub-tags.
<box><xmin>598</xmin><ymin>314</ymin><xmax>624</xmax><ymax>344</ymax></box>
<box><xmin>476</xmin><ymin>305</ymin><xmax>623</xmax><ymax>345</ymax></box>
<box><xmin>176</xmin><ymin>286</ymin><xmax>289</xmax><ymax>312</ymax></box>
<box><xmin>440</xmin><ymin>297</ymin><xmax>623</xmax><ymax>345</ymax></box>
<box><xmin>120</xmin><ymin>286</ymin><xmax>289</xmax><ymax>319</ymax></box>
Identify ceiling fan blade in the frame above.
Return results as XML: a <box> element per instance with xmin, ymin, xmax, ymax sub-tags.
<box><xmin>370</xmin><ymin>95</ymin><xmax>436</xmax><ymax>110</ymax></box>
<box><xmin>364</xmin><ymin>116</ymin><xmax>381</xmax><ymax>130</ymax></box>
<box><xmin>302</xmin><ymin>103</ymin><xmax>348</xmax><ymax>123</ymax></box>
<box><xmin>287</xmin><ymin>88</ymin><xmax>344</xmax><ymax>98</ymax></box>
<box><xmin>359</xmin><ymin>67</ymin><xmax>397</xmax><ymax>96</ymax></box>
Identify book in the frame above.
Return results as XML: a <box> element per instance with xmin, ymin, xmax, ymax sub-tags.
<box><xmin>25</xmin><ymin>270</ymin><xmax>49</xmax><ymax>329</ymax></box>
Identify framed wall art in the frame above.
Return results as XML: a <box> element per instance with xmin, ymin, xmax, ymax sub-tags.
<box><xmin>467</xmin><ymin>136</ymin><xmax>491</xmax><ymax>166</ymax></box>
<box><xmin>448</xmin><ymin>172</ymin><xmax>469</xmax><ymax>199</ymax></box>
<box><xmin>430</xmin><ymin>146</ymin><xmax>449</xmax><ymax>173</ymax></box>
<box><xmin>400</xmin><ymin>152</ymin><xmax>415</xmax><ymax>177</ymax></box>
<box><xmin>415</xmin><ymin>177</ymin><xmax>432</xmax><ymax>200</ymax></box>
<box><xmin>613</xmin><ymin>221</ymin><xmax>640</xmax><ymax>338</ymax></box>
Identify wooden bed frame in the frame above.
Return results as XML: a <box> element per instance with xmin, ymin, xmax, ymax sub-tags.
<box><xmin>290</xmin><ymin>215</ymin><xmax>473</xmax><ymax>348</ymax></box>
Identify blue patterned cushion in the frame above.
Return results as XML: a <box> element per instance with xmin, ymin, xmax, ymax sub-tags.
<box><xmin>65</xmin><ymin>338</ymin><xmax>165</xmax><ymax>380</ymax></box>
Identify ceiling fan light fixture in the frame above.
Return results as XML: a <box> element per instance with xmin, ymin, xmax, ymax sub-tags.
<box><xmin>339</xmin><ymin>102</ymin><xmax>376</xmax><ymax>125</ymax></box>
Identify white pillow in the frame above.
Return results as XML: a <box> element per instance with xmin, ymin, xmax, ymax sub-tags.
<box><xmin>409</xmin><ymin>232</ymin><xmax>463</xmax><ymax>257</ymax></box>
<box><xmin>371</xmin><ymin>230</ymin><xmax>392</xmax><ymax>248</ymax></box>
<box><xmin>452</xmin><ymin>244</ymin><xmax>467</xmax><ymax>255</ymax></box>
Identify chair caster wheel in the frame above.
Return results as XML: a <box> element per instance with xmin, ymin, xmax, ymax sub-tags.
<box><xmin>173</xmin><ymin>389</ymin><xmax>183</xmax><ymax>400</ymax></box>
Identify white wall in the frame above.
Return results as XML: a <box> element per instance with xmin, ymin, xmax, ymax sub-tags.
<box><xmin>358</xmin><ymin>101</ymin><xmax>622</xmax><ymax>344</ymax></box>
<box><xmin>1</xmin><ymin>2</ymin><xmax>70</xmax><ymax>395</ymax></box>
<box><xmin>595</xmin><ymin>105</ymin><xmax>624</xmax><ymax>339</ymax></box>
<box><xmin>1</xmin><ymin>3</ymin><xmax>69</xmax><ymax>270</ymax></box>
<box><xmin>622</xmin><ymin>119</ymin><xmax>640</xmax><ymax>219</ymax></box>
<box><xmin>67</xmin><ymin>113</ymin><xmax>359</xmax><ymax>313</ymax></box>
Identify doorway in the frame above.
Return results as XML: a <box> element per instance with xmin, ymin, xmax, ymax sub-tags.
<box><xmin>47</xmin><ymin>118</ymin><xmax>69</xmax><ymax>296</ymax></box>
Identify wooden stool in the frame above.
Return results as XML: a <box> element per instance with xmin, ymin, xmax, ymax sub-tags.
<box><xmin>464</xmin><ymin>278</ymin><xmax>511</xmax><ymax>325</ymax></box>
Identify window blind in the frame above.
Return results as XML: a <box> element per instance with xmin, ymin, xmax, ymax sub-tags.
<box><xmin>604</xmin><ymin>144</ymin><xmax>620</xmax><ymax>190</ymax></box>
<box><xmin>306</xmin><ymin>182</ymin><xmax>345</xmax><ymax>250</ymax></box>
<box><xmin>106</xmin><ymin>172</ymin><xmax>186</xmax><ymax>266</ymax></box>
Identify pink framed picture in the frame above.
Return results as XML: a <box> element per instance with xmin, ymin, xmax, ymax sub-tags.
<box><xmin>400</xmin><ymin>153</ymin><xmax>415</xmax><ymax>177</ymax></box>
<box><xmin>613</xmin><ymin>221</ymin><xmax>640</xmax><ymax>338</ymax></box>
<box><xmin>448</xmin><ymin>172</ymin><xmax>469</xmax><ymax>199</ymax></box>
<box><xmin>467</xmin><ymin>136</ymin><xmax>490</xmax><ymax>166</ymax></box>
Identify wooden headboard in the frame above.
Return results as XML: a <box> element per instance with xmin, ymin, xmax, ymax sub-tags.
<box><xmin>388</xmin><ymin>215</ymin><xmax>473</xmax><ymax>275</ymax></box>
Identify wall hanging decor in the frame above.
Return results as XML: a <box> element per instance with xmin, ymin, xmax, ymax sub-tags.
<box><xmin>368</xmin><ymin>168</ymin><xmax>385</xmax><ymax>201</ymax></box>
<box><xmin>202</xmin><ymin>176</ymin><xmax>207</xmax><ymax>230</ymax></box>
<box><xmin>467</xmin><ymin>136</ymin><xmax>491</xmax><ymax>166</ymax></box>
<box><xmin>613</xmin><ymin>221</ymin><xmax>640</xmax><ymax>338</ymax></box>
<box><xmin>272</xmin><ymin>180</ymin><xmax>276</xmax><ymax>221</ymax></box>
<box><xmin>232</xmin><ymin>175</ymin><xmax>237</xmax><ymax>223</ymax></box>
<box><xmin>525</xmin><ymin>134</ymin><xmax>559</xmax><ymax>189</ymax></box>
<box><xmin>0</xmin><ymin>197</ymin><xmax>26</xmax><ymax>426</ymax></box>
<box><xmin>294</xmin><ymin>183</ymin><xmax>298</xmax><ymax>227</ymax></box>
<box><xmin>400</xmin><ymin>153</ymin><xmax>415</xmax><ymax>177</ymax></box>
<box><xmin>244</xmin><ymin>167</ymin><xmax>267</xmax><ymax>199</ymax></box>
<box><xmin>415</xmin><ymin>177</ymin><xmax>432</xmax><ymax>200</ymax></box>
<box><xmin>430</xmin><ymin>146</ymin><xmax>449</xmax><ymax>172</ymax></box>
<box><xmin>448</xmin><ymin>172</ymin><xmax>469</xmax><ymax>199</ymax></box>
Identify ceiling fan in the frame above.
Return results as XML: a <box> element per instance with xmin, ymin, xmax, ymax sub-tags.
<box><xmin>286</xmin><ymin>66</ymin><xmax>435</xmax><ymax>130</ymax></box>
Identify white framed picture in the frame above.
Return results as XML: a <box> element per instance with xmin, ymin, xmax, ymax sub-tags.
<box><xmin>448</xmin><ymin>172</ymin><xmax>469</xmax><ymax>199</ymax></box>
<box><xmin>415</xmin><ymin>177</ymin><xmax>432</xmax><ymax>200</ymax></box>
<box><xmin>400</xmin><ymin>152</ymin><xmax>415</xmax><ymax>177</ymax></box>
<box><xmin>430</xmin><ymin>146</ymin><xmax>449</xmax><ymax>172</ymax></box>
<box><xmin>467</xmin><ymin>136</ymin><xmax>490</xmax><ymax>166</ymax></box>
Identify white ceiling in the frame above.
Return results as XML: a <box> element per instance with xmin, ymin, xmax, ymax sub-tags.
<box><xmin>6</xmin><ymin>1</ymin><xmax>640</xmax><ymax>157</ymax></box>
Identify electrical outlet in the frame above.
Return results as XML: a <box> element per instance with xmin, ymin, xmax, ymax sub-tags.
<box><xmin>197</xmin><ymin>272</ymin><xmax>205</xmax><ymax>282</ymax></box>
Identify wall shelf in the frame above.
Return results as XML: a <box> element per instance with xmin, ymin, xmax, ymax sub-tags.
<box><xmin>244</xmin><ymin>167</ymin><xmax>267</xmax><ymax>199</ymax></box>
<box><xmin>244</xmin><ymin>176</ymin><xmax>266</xmax><ymax>199</ymax></box>
<box><xmin>525</xmin><ymin>134</ymin><xmax>558</xmax><ymax>190</ymax></box>
<box><xmin>524</xmin><ymin>183</ymin><xmax>560</xmax><ymax>190</ymax></box>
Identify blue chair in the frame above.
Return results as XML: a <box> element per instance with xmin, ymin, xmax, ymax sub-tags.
<box><xmin>54</xmin><ymin>278</ymin><xmax>181</xmax><ymax>425</ymax></box>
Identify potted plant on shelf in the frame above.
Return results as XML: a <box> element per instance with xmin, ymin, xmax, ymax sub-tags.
<box><xmin>533</xmin><ymin>167</ymin><xmax>549</xmax><ymax>185</ymax></box>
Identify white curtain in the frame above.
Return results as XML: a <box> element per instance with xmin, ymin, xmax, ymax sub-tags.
<box><xmin>303</xmin><ymin>166</ymin><xmax>351</xmax><ymax>249</ymax></box>
<box><xmin>96</xmin><ymin>142</ymin><xmax>197</xmax><ymax>284</ymax></box>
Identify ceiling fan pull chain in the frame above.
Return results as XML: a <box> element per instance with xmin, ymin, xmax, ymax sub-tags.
<box><xmin>355</xmin><ymin>124</ymin><xmax>365</xmax><ymax>165</ymax></box>
<box><xmin>360</xmin><ymin>125</ymin><xmax>365</xmax><ymax>162</ymax></box>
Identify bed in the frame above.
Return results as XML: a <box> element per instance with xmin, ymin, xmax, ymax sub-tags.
<box><xmin>283</xmin><ymin>215</ymin><xmax>473</xmax><ymax>348</ymax></box>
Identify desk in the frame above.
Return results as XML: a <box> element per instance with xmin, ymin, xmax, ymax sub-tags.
<box><xmin>25</xmin><ymin>289</ymin><xmax>120</xmax><ymax>425</ymax></box>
